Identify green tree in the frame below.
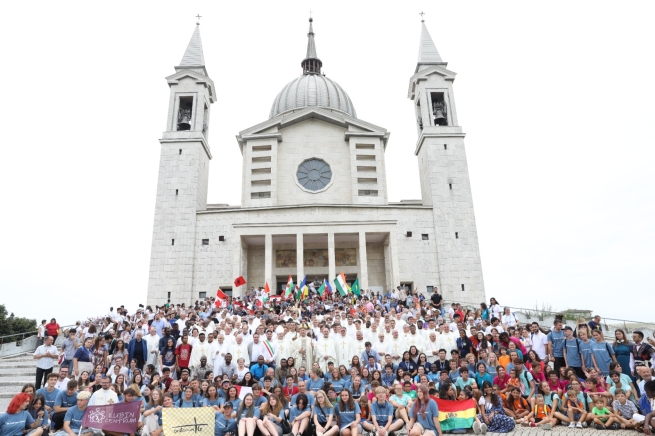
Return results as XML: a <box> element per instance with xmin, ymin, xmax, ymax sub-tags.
<box><xmin>0</xmin><ymin>304</ymin><xmax>37</xmax><ymax>336</ymax></box>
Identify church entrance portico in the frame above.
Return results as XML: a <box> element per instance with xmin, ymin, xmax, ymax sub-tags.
<box><xmin>235</xmin><ymin>226</ymin><xmax>396</xmax><ymax>296</ymax></box>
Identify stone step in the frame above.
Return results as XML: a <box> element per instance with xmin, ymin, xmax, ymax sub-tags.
<box><xmin>0</xmin><ymin>363</ymin><xmax>39</xmax><ymax>369</ymax></box>
<box><xmin>0</xmin><ymin>368</ymin><xmax>37</xmax><ymax>376</ymax></box>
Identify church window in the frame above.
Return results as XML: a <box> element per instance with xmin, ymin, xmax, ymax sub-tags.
<box><xmin>297</xmin><ymin>158</ymin><xmax>332</xmax><ymax>192</ymax></box>
<box><xmin>172</xmin><ymin>239</ymin><xmax>175</xmax><ymax>245</ymax></box>
<box><xmin>461</xmin><ymin>284</ymin><xmax>465</xmax><ymax>291</ymax></box>
<box><xmin>430</xmin><ymin>92</ymin><xmax>448</xmax><ymax>126</ymax></box>
<box><xmin>444</xmin><ymin>144</ymin><xmax>447</xmax><ymax>150</ymax></box>
<box><xmin>251</xmin><ymin>191</ymin><xmax>271</xmax><ymax>198</ymax></box>
<box><xmin>175</xmin><ymin>189</ymin><xmax>179</xmax><ymax>195</ymax></box>
<box><xmin>167</xmin><ymin>292</ymin><xmax>171</xmax><ymax>299</ymax></box>
<box><xmin>355</xmin><ymin>144</ymin><xmax>375</xmax><ymax>150</ymax></box>
<box><xmin>405</xmin><ymin>232</ymin><xmax>413</xmax><ymax>237</ymax></box>
<box><xmin>455</xmin><ymin>232</ymin><xmax>459</xmax><ymax>239</ymax></box>
<box><xmin>199</xmin><ymin>292</ymin><xmax>207</xmax><ymax>298</ymax></box>
<box><xmin>202</xmin><ymin>239</ymin><xmax>209</xmax><ymax>246</ymax></box>
<box><xmin>179</xmin><ymin>149</ymin><xmax>182</xmax><ymax>155</ymax></box>
<box><xmin>427</xmin><ymin>286</ymin><xmax>434</xmax><ymax>293</ymax></box>
<box><xmin>219</xmin><ymin>236</ymin><xmax>225</xmax><ymax>242</ymax></box>
<box><xmin>422</xmin><ymin>234</ymin><xmax>429</xmax><ymax>240</ymax></box>
<box><xmin>358</xmin><ymin>190</ymin><xmax>378</xmax><ymax>196</ymax></box>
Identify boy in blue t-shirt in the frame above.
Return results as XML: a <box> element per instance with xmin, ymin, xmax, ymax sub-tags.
<box><xmin>363</xmin><ymin>387</ymin><xmax>405</xmax><ymax>435</ymax></box>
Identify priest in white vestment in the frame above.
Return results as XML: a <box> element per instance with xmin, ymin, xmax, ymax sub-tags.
<box><xmin>315</xmin><ymin>327</ymin><xmax>337</xmax><ymax>372</ymax></box>
<box><xmin>145</xmin><ymin>327</ymin><xmax>161</xmax><ymax>371</ymax></box>
<box><xmin>291</xmin><ymin>327</ymin><xmax>315</xmax><ymax>370</ymax></box>
<box><xmin>373</xmin><ymin>333</ymin><xmax>390</xmax><ymax>359</ymax></box>
<box><xmin>274</xmin><ymin>332</ymin><xmax>292</xmax><ymax>366</ymax></box>
<box><xmin>388</xmin><ymin>330</ymin><xmax>404</xmax><ymax>365</ymax></box>
<box><xmin>438</xmin><ymin>325</ymin><xmax>458</xmax><ymax>356</ymax></box>
<box><xmin>232</xmin><ymin>335</ymin><xmax>251</xmax><ymax>366</ymax></box>
<box><xmin>425</xmin><ymin>332</ymin><xmax>440</xmax><ymax>363</ymax></box>
<box><xmin>212</xmin><ymin>334</ymin><xmax>230</xmax><ymax>375</ymax></box>
<box><xmin>189</xmin><ymin>332</ymin><xmax>212</xmax><ymax>368</ymax></box>
<box><xmin>335</xmin><ymin>327</ymin><xmax>353</xmax><ymax>367</ymax></box>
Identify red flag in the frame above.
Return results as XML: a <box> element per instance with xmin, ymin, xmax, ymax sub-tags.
<box><xmin>234</xmin><ymin>276</ymin><xmax>246</xmax><ymax>287</ymax></box>
<box><xmin>216</xmin><ymin>288</ymin><xmax>228</xmax><ymax>300</ymax></box>
<box><xmin>255</xmin><ymin>299</ymin><xmax>262</xmax><ymax>307</ymax></box>
<box><xmin>264</xmin><ymin>281</ymin><xmax>270</xmax><ymax>295</ymax></box>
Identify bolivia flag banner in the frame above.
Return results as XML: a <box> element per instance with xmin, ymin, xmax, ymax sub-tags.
<box><xmin>435</xmin><ymin>399</ymin><xmax>476</xmax><ymax>431</ymax></box>
<box><xmin>351</xmin><ymin>278</ymin><xmax>361</xmax><ymax>296</ymax></box>
<box><xmin>334</xmin><ymin>272</ymin><xmax>349</xmax><ymax>296</ymax></box>
<box><xmin>284</xmin><ymin>275</ymin><xmax>294</xmax><ymax>297</ymax></box>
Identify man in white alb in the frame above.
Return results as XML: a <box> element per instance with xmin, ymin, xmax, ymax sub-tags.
<box><xmin>89</xmin><ymin>376</ymin><xmax>118</xmax><ymax>405</ymax></box>
<box><xmin>315</xmin><ymin>327</ymin><xmax>337</xmax><ymax>373</ymax></box>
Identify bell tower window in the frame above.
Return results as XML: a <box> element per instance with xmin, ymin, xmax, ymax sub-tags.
<box><xmin>177</xmin><ymin>96</ymin><xmax>193</xmax><ymax>131</ymax></box>
<box><xmin>430</xmin><ymin>92</ymin><xmax>448</xmax><ymax>126</ymax></box>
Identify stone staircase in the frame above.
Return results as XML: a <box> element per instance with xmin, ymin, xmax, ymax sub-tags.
<box><xmin>0</xmin><ymin>352</ymin><xmax>55</xmax><ymax>410</ymax></box>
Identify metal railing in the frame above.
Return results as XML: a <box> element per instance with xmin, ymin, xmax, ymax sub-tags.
<box><xmin>0</xmin><ymin>325</ymin><xmax>76</xmax><ymax>359</ymax></box>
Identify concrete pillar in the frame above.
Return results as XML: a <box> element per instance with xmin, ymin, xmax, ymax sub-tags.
<box><xmin>264</xmin><ymin>233</ymin><xmax>273</xmax><ymax>293</ymax></box>
<box><xmin>328</xmin><ymin>232</ymin><xmax>335</xmax><ymax>284</ymax></box>
<box><xmin>358</xmin><ymin>232</ymin><xmax>368</xmax><ymax>291</ymax></box>
<box><xmin>389</xmin><ymin>232</ymin><xmax>400</xmax><ymax>289</ymax></box>
<box><xmin>232</xmin><ymin>237</ymin><xmax>242</xmax><ymax>297</ymax></box>
<box><xmin>296</xmin><ymin>233</ymin><xmax>304</xmax><ymax>286</ymax></box>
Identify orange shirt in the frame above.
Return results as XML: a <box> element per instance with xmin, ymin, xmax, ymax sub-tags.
<box><xmin>534</xmin><ymin>405</ymin><xmax>551</xmax><ymax>419</ymax></box>
<box><xmin>498</xmin><ymin>355</ymin><xmax>511</xmax><ymax>369</ymax></box>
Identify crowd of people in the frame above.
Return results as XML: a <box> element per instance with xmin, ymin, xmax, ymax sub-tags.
<box><xmin>2</xmin><ymin>287</ymin><xmax>655</xmax><ymax>436</ymax></box>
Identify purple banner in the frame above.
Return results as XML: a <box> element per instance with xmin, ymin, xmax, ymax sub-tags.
<box><xmin>82</xmin><ymin>401</ymin><xmax>141</xmax><ymax>433</ymax></box>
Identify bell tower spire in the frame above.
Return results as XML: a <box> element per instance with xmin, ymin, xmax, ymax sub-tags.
<box><xmin>301</xmin><ymin>17</ymin><xmax>322</xmax><ymax>74</ymax></box>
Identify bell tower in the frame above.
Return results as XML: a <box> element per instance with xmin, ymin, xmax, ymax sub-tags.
<box><xmin>147</xmin><ymin>22</ymin><xmax>216</xmax><ymax>307</ymax></box>
<box><xmin>408</xmin><ymin>18</ymin><xmax>486</xmax><ymax>306</ymax></box>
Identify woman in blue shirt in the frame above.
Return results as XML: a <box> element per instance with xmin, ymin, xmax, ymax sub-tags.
<box><xmin>237</xmin><ymin>394</ymin><xmax>261</xmax><ymax>436</ymax></box>
<box><xmin>590</xmin><ymin>330</ymin><xmax>616</xmax><ymax>376</ymax></box>
<box><xmin>0</xmin><ymin>393</ymin><xmax>45</xmax><ymax>436</ymax></box>
<box><xmin>475</xmin><ymin>363</ymin><xmax>493</xmax><ymax>388</ymax></box>
<box><xmin>313</xmin><ymin>390</ymin><xmax>338</xmax><ymax>436</ymax></box>
<box><xmin>288</xmin><ymin>393</ymin><xmax>311</xmax><ymax>436</ymax></box>
<box><xmin>143</xmin><ymin>389</ymin><xmax>164</xmax><ymax>436</ymax></box>
<box><xmin>177</xmin><ymin>386</ymin><xmax>199</xmax><ymax>408</ymax></box>
<box><xmin>330</xmin><ymin>368</ymin><xmax>347</xmax><ymax>394</ymax></box>
<box><xmin>203</xmin><ymin>385</ymin><xmax>222</xmax><ymax>407</ymax></box>
<box><xmin>27</xmin><ymin>395</ymin><xmax>50</xmax><ymax>431</ymax></box>
<box><xmin>408</xmin><ymin>385</ymin><xmax>442</xmax><ymax>436</ymax></box>
<box><xmin>336</xmin><ymin>389</ymin><xmax>360</xmax><ymax>436</ymax></box>
<box><xmin>257</xmin><ymin>394</ymin><xmax>284</xmax><ymax>436</ymax></box>
<box><xmin>349</xmin><ymin>376</ymin><xmax>366</xmax><ymax>400</ymax></box>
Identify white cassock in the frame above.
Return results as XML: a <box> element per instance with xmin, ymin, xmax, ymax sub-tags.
<box><xmin>145</xmin><ymin>334</ymin><xmax>161</xmax><ymax>370</ymax></box>
<box><xmin>407</xmin><ymin>334</ymin><xmax>424</xmax><ymax>352</ymax></box>
<box><xmin>373</xmin><ymin>338</ymin><xmax>390</xmax><ymax>359</ymax></box>
<box><xmin>232</xmin><ymin>342</ymin><xmax>251</xmax><ymax>366</ymax></box>
<box><xmin>275</xmin><ymin>337</ymin><xmax>293</xmax><ymax>366</ymax></box>
<box><xmin>438</xmin><ymin>332</ymin><xmax>457</xmax><ymax>356</ymax></box>
<box><xmin>335</xmin><ymin>335</ymin><xmax>353</xmax><ymax>367</ymax></box>
<box><xmin>316</xmin><ymin>337</ymin><xmax>337</xmax><ymax>372</ymax></box>
<box><xmin>351</xmin><ymin>339</ymin><xmax>368</xmax><ymax>361</ymax></box>
<box><xmin>291</xmin><ymin>335</ymin><xmax>315</xmax><ymax>370</ymax></box>
<box><xmin>213</xmin><ymin>341</ymin><xmax>230</xmax><ymax>375</ymax></box>
<box><xmin>423</xmin><ymin>329</ymin><xmax>439</xmax><ymax>341</ymax></box>
<box><xmin>425</xmin><ymin>338</ymin><xmax>440</xmax><ymax>363</ymax></box>
<box><xmin>389</xmin><ymin>338</ymin><xmax>404</xmax><ymax>365</ymax></box>
<box><xmin>189</xmin><ymin>339</ymin><xmax>211</xmax><ymax>368</ymax></box>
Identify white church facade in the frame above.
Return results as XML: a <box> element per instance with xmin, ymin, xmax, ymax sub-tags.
<box><xmin>147</xmin><ymin>18</ymin><xmax>486</xmax><ymax>306</ymax></box>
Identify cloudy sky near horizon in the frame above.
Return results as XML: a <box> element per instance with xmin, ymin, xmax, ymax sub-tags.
<box><xmin>0</xmin><ymin>1</ymin><xmax>653</xmax><ymax>326</ymax></box>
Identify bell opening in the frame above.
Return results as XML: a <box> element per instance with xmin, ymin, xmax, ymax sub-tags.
<box><xmin>177</xmin><ymin>96</ymin><xmax>194</xmax><ymax>131</ymax></box>
<box><xmin>430</xmin><ymin>92</ymin><xmax>448</xmax><ymax>127</ymax></box>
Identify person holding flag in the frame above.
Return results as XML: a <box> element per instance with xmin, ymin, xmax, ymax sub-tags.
<box><xmin>284</xmin><ymin>275</ymin><xmax>294</xmax><ymax>298</ymax></box>
<box><xmin>297</xmin><ymin>276</ymin><xmax>308</xmax><ymax>300</ymax></box>
<box><xmin>334</xmin><ymin>272</ymin><xmax>350</xmax><ymax>296</ymax></box>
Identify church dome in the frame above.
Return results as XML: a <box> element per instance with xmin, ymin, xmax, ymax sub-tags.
<box><xmin>268</xmin><ymin>18</ymin><xmax>356</xmax><ymax>120</ymax></box>
<box><xmin>269</xmin><ymin>74</ymin><xmax>356</xmax><ymax>119</ymax></box>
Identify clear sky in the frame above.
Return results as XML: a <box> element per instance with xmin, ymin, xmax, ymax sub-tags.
<box><xmin>0</xmin><ymin>1</ymin><xmax>653</xmax><ymax>326</ymax></box>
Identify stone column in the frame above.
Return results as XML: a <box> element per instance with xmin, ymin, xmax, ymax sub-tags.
<box><xmin>358</xmin><ymin>232</ymin><xmax>368</xmax><ymax>291</ymax></box>
<box><xmin>232</xmin><ymin>237</ymin><xmax>242</xmax><ymax>297</ymax></box>
<box><xmin>264</xmin><ymin>233</ymin><xmax>273</xmax><ymax>293</ymax></box>
<box><xmin>389</xmin><ymin>232</ymin><xmax>400</xmax><ymax>289</ymax></box>
<box><xmin>296</xmin><ymin>233</ymin><xmax>304</xmax><ymax>286</ymax></box>
<box><xmin>328</xmin><ymin>231</ymin><xmax>335</xmax><ymax>284</ymax></box>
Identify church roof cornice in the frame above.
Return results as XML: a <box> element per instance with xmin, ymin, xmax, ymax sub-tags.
<box><xmin>407</xmin><ymin>66</ymin><xmax>457</xmax><ymax>99</ymax></box>
<box><xmin>165</xmin><ymin>70</ymin><xmax>216</xmax><ymax>103</ymax></box>
<box><xmin>236</xmin><ymin>106</ymin><xmax>389</xmax><ymax>153</ymax></box>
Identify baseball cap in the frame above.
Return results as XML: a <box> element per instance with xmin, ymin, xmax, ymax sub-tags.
<box><xmin>223</xmin><ymin>401</ymin><xmax>233</xmax><ymax>409</ymax></box>
<box><xmin>563</xmin><ymin>326</ymin><xmax>573</xmax><ymax>331</ymax></box>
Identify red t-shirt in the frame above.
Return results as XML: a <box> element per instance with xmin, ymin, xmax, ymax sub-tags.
<box><xmin>493</xmin><ymin>374</ymin><xmax>511</xmax><ymax>390</ymax></box>
<box><xmin>175</xmin><ymin>344</ymin><xmax>193</xmax><ymax>368</ymax></box>
<box><xmin>45</xmin><ymin>323</ymin><xmax>60</xmax><ymax>336</ymax></box>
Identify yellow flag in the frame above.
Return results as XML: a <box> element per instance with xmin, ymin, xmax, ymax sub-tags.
<box><xmin>162</xmin><ymin>406</ymin><xmax>215</xmax><ymax>436</ymax></box>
